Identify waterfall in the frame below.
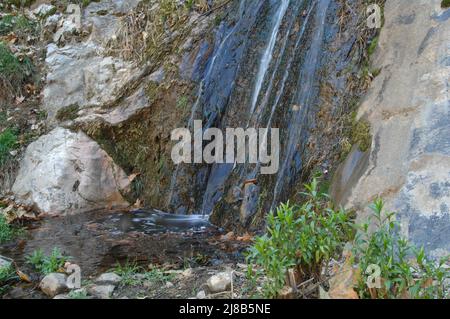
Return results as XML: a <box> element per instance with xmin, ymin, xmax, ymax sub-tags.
<box><xmin>249</xmin><ymin>0</ymin><xmax>290</xmax><ymax>114</ymax></box>
<box><xmin>271</xmin><ymin>0</ymin><xmax>331</xmax><ymax>209</ymax></box>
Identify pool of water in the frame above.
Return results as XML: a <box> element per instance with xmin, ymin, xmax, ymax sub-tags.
<box><xmin>104</xmin><ymin>209</ymin><xmax>215</xmax><ymax>235</ymax></box>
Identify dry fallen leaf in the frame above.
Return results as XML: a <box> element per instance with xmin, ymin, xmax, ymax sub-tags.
<box><xmin>17</xmin><ymin>270</ymin><xmax>32</xmax><ymax>283</ymax></box>
<box><xmin>236</xmin><ymin>232</ymin><xmax>253</xmax><ymax>242</ymax></box>
<box><xmin>15</xmin><ymin>95</ymin><xmax>25</xmax><ymax>105</ymax></box>
<box><xmin>220</xmin><ymin>231</ymin><xmax>235</xmax><ymax>241</ymax></box>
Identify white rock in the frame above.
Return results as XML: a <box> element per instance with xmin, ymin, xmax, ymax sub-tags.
<box><xmin>12</xmin><ymin>128</ymin><xmax>130</xmax><ymax>215</ymax></box>
<box><xmin>206</xmin><ymin>272</ymin><xmax>232</xmax><ymax>293</ymax></box>
<box><xmin>182</xmin><ymin>268</ymin><xmax>193</xmax><ymax>277</ymax></box>
<box><xmin>165</xmin><ymin>281</ymin><xmax>174</xmax><ymax>288</ymax></box>
<box><xmin>95</xmin><ymin>273</ymin><xmax>122</xmax><ymax>285</ymax></box>
<box><xmin>196</xmin><ymin>290</ymin><xmax>206</xmax><ymax>299</ymax></box>
<box><xmin>40</xmin><ymin>273</ymin><xmax>68</xmax><ymax>298</ymax></box>
<box><xmin>33</xmin><ymin>4</ymin><xmax>56</xmax><ymax>18</ymax></box>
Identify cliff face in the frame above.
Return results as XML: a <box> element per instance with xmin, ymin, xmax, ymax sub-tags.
<box><xmin>333</xmin><ymin>0</ymin><xmax>450</xmax><ymax>258</ymax></box>
<box><xmin>3</xmin><ymin>0</ymin><xmax>449</xmax><ymax>257</ymax></box>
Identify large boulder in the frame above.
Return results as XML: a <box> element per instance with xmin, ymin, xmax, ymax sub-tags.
<box><xmin>12</xmin><ymin>128</ymin><xmax>130</xmax><ymax>215</ymax></box>
<box><xmin>40</xmin><ymin>273</ymin><xmax>68</xmax><ymax>298</ymax></box>
<box><xmin>333</xmin><ymin>0</ymin><xmax>450</xmax><ymax>258</ymax></box>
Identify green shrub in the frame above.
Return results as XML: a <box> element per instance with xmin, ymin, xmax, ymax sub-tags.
<box><xmin>246</xmin><ymin>179</ymin><xmax>354</xmax><ymax>297</ymax></box>
<box><xmin>442</xmin><ymin>0</ymin><xmax>450</xmax><ymax>9</ymax></box>
<box><xmin>26</xmin><ymin>248</ymin><xmax>69</xmax><ymax>275</ymax></box>
<box><xmin>0</xmin><ymin>14</ymin><xmax>36</xmax><ymax>36</ymax></box>
<box><xmin>2</xmin><ymin>1</ymin><xmax>36</xmax><ymax>8</ymax></box>
<box><xmin>353</xmin><ymin>199</ymin><xmax>449</xmax><ymax>299</ymax></box>
<box><xmin>0</xmin><ymin>263</ymin><xmax>17</xmax><ymax>295</ymax></box>
<box><xmin>0</xmin><ymin>215</ymin><xmax>15</xmax><ymax>243</ymax></box>
<box><xmin>0</xmin><ymin>214</ymin><xmax>25</xmax><ymax>244</ymax></box>
<box><xmin>113</xmin><ymin>261</ymin><xmax>142</xmax><ymax>286</ymax></box>
<box><xmin>0</xmin><ymin>128</ymin><xmax>18</xmax><ymax>165</ymax></box>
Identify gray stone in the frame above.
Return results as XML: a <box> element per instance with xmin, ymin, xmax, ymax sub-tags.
<box><xmin>12</xmin><ymin>128</ymin><xmax>130</xmax><ymax>215</ymax></box>
<box><xmin>95</xmin><ymin>273</ymin><xmax>122</xmax><ymax>285</ymax></box>
<box><xmin>39</xmin><ymin>273</ymin><xmax>68</xmax><ymax>298</ymax></box>
<box><xmin>33</xmin><ymin>4</ymin><xmax>57</xmax><ymax>19</ymax></box>
<box><xmin>196</xmin><ymin>290</ymin><xmax>206</xmax><ymax>299</ymax></box>
<box><xmin>206</xmin><ymin>272</ymin><xmax>232</xmax><ymax>294</ymax></box>
<box><xmin>87</xmin><ymin>284</ymin><xmax>116</xmax><ymax>299</ymax></box>
<box><xmin>0</xmin><ymin>255</ymin><xmax>13</xmax><ymax>269</ymax></box>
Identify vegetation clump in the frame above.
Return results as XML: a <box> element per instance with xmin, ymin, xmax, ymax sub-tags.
<box><xmin>0</xmin><ymin>214</ymin><xmax>17</xmax><ymax>243</ymax></box>
<box><xmin>26</xmin><ymin>248</ymin><xmax>69</xmax><ymax>275</ymax></box>
<box><xmin>0</xmin><ymin>42</ymin><xmax>34</xmax><ymax>95</ymax></box>
<box><xmin>113</xmin><ymin>261</ymin><xmax>174</xmax><ymax>287</ymax></box>
<box><xmin>246</xmin><ymin>179</ymin><xmax>449</xmax><ymax>299</ymax></box>
<box><xmin>0</xmin><ymin>263</ymin><xmax>17</xmax><ymax>295</ymax></box>
<box><xmin>354</xmin><ymin>199</ymin><xmax>449</xmax><ymax>299</ymax></box>
<box><xmin>0</xmin><ymin>128</ymin><xmax>18</xmax><ymax>166</ymax></box>
<box><xmin>442</xmin><ymin>0</ymin><xmax>450</xmax><ymax>9</ymax></box>
<box><xmin>246</xmin><ymin>179</ymin><xmax>354</xmax><ymax>297</ymax></box>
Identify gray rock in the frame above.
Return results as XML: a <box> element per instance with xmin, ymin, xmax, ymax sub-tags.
<box><xmin>95</xmin><ymin>273</ymin><xmax>122</xmax><ymax>285</ymax></box>
<box><xmin>206</xmin><ymin>272</ymin><xmax>232</xmax><ymax>294</ymax></box>
<box><xmin>0</xmin><ymin>255</ymin><xmax>13</xmax><ymax>269</ymax></box>
<box><xmin>40</xmin><ymin>273</ymin><xmax>68</xmax><ymax>298</ymax></box>
<box><xmin>12</xmin><ymin>128</ymin><xmax>130</xmax><ymax>215</ymax></box>
<box><xmin>196</xmin><ymin>290</ymin><xmax>206</xmax><ymax>299</ymax></box>
<box><xmin>33</xmin><ymin>4</ymin><xmax>57</xmax><ymax>19</ymax></box>
<box><xmin>87</xmin><ymin>284</ymin><xmax>116</xmax><ymax>299</ymax></box>
<box><xmin>53</xmin><ymin>294</ymin><xmax>70</xmax><ymax>299</ymax></box>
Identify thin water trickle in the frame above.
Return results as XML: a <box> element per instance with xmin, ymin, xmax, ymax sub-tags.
<box><xmin>249</xmin><ymin>0</ymin><xmax>290</xmax><ymax>114</ymax></box>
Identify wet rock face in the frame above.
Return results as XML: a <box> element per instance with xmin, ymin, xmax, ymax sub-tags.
<box><xmin>12</xmin><ymin>128</ymin><xmax>130</xmax><ymax>215</ymax></box>
<box><xmin>335</xmin><ymin>0</ymin><xmax>450</xmax><ymax>257</ymax></box>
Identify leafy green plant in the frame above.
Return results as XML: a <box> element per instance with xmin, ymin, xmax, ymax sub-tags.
<box><xmin>0</xmin><ymin>215</ymin><xmax>15</xmax><ymax>243</ymax></box>
<box><xmin>26</xmin><ymin>248</ymin><xmax>69</xmax><ymax>275</ymax></box>
<box><xmin>353</xmin><ymin>199</ymin><xmax>449</xmax><ymax>299</ymax></box>
<box><xmin>0</xmin><ymin>264</ymin><xmax>16</xmax><ymax>283</ymax></box>
<box><xmin>246</xmin><ymin>179</ymin><xmax>354</xmax><ymax>297</ymax></box>
<box><xmin>0</xmin><ymin>128</ymin><xmax>18</xmax><ymax>165</ymax></box>
<box><xmin>0</xmin><ymin>263</ymin><xmax>17</xmax><ymax>295</ymax></box>
<box><xmin>176</xmin><ymin>95</ymin><xmax>189</xmax><ymax>109</ymax></box>
<box><xmin>442</xmin><ymin>0</ymin><xmax>450</xmax><ymax>9</ymax></box>
<box><xmin>144</xmin><ymin>266</ymin><xmax>175</xmax><ymax>284</ymax></box>
<box><xmin>113</xmin><ymin>261</ymin><xmax>142</xmax><ymax>286</ymax></box>
<box><xmin>0</xmin><ymin>14</ymin><xmax>36</xmax><ymax>36</ymax></box>
<box><xmin>0</xmin><ymin>215</ymin><xmax>25</xmax><ymax>243</ymax></box>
